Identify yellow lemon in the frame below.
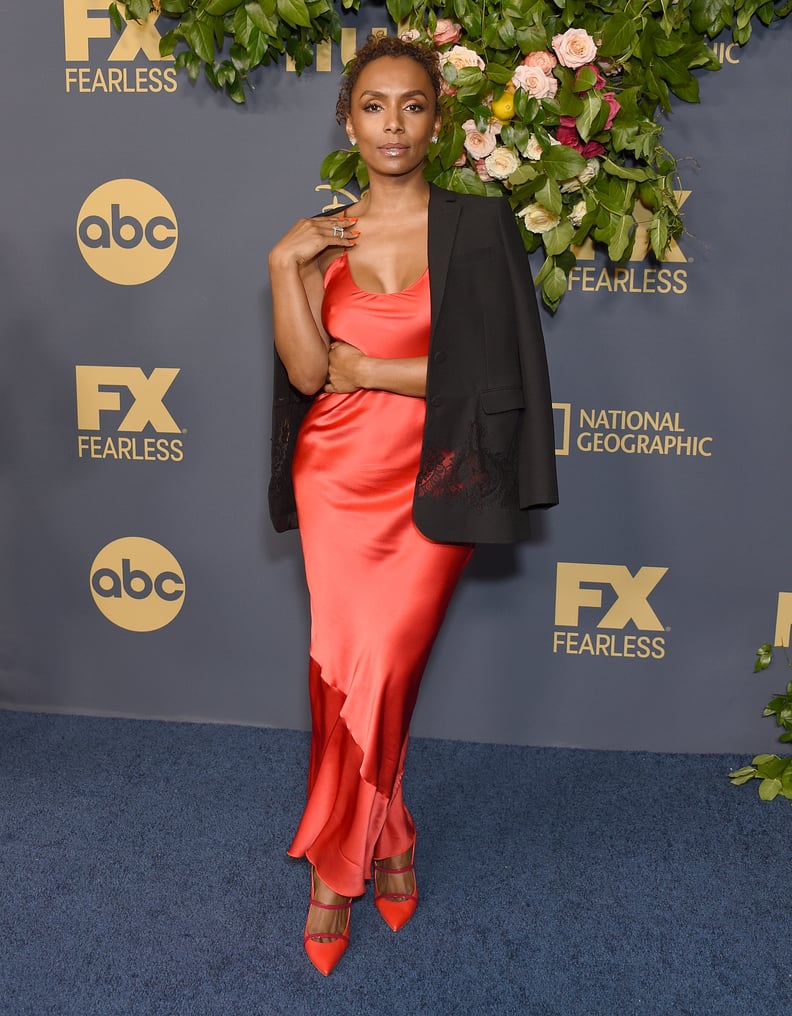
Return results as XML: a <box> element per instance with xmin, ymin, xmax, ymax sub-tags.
<box><xmin>491</xmin><ymin>90</ymin><xmax>516</xmax><ymax>122</ymax></box>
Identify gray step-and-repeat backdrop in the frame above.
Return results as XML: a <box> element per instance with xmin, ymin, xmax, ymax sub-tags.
<box><xmin>1</xmin><ymin>3</ymin><xmax>790</xmax><ymax>753</ymax></box>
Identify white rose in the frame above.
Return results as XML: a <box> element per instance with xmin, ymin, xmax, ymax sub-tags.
<box><xmin>444</xmin><ymin>45</ymin><xmax>485</xmax><ymax>73</ymax></box>
<box><xmin>522</xmin><ymin>134</ymin><xmax>544</xmax><ymax>160</ymax></box>
<box><xmin>484</xmin><ymin>146</ymin><xmax>521</xmax><ymax>180</ymax></box>
<box><xmin>511</xmin><ymin>65</ymin><xmax>558</xmax><ymax>99</ymax></box>
<box><xmin>569</xmin><ymin>199</ymin><xmax>587</xmax><ymax>228</ymax></box>
<box><xmin>552</xmin><ymin>28</ymin><xmax>598</xmax><ymax>69</ymax></box>
<box><xmin>516</xmin><ymin>203</ymin><xmax>561</xmax><ymax>234</ymax></box>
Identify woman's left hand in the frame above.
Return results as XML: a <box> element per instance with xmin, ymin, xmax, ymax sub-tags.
<box><xmin>325</xmin><ymin>341</ymin><xmax>368</xmax><ymax>394</ymax></box>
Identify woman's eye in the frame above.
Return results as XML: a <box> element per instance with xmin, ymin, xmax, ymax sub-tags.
<box><xmin>363</xmin><ymin>102</ymin><xmax>382</xmax><ymax>112</ymax></box>
<box><xmin>406</xmin><ymin>104</ymin><xmax>425</xmax><ymax>112</ymax></box>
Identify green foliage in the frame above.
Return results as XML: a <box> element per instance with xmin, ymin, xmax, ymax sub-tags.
<box><xmin>115</xmin><ymin>1</ymin><xmax>790</xmax><ymax>307</ymax></box>
<box><xmin>728</xmin><ymin>645</ymin><xmax>792</xmax><ymax>805</ymax></box>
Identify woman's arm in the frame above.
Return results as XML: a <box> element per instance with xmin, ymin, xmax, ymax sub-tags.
<box><xmin>268</xmin><ymin>214</ymin><xmax>357</xmax><ymax>395</ymax></box>
<box><xmin>326</xmin><ymin>342</ymin><xmax>428</xmax><ymax>398</ymax></box>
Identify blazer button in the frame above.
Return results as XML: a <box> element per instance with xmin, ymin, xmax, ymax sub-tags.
<box><xmin>430</xmin><ymin>395</ymin><xmax>444</xmax><ymax>408</ymax></box>
<box><xmin>433</xmin><ymin>350</ymin><xmax>447</xmax><ymax>364</ymax></box>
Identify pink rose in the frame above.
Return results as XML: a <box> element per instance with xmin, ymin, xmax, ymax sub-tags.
<box><xmin>602</xmin><ymin>91</ymin><xmax>620</xmax><ymax>130</ymax></box>
<box><xmin>511</xmin><ymin>65</ymin><xmax>558</xmax><ymax>99</ymax></box>
<box><xmin>575</xmin><ymin>64</ymin><xmax>606</xmax><ymax>90</ymax></box>
<box><xmin>433</xmin><ymin>19</ymin><xmax>462</xmax><ymax>46</ymax></box>
<box><xmin>473</xmin><ymin>158</ymin><xmax>494</xmax><ymax>182</ymax></box>
<box><xmin>522</xmin><ymin>50</ymin><xmax>557</xmax><ymax>74</ymax></box>
<box><xmin>453</xmin><ymin>150</ymin><xmax>468</xmax><ymax>167</ymax></box>
<box><xmin>552</xmin><ymin>28</ymin><xmax>598</xmax><ymax>69</ymax></box>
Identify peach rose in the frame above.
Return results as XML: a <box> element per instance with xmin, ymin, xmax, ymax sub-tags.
<box><xmin>511</xmin><ymin>65</ymin><xmax>558</xmax><ymax>99</ymax></box>
<box><xmin>433</xmin><ymin>19</ymin><xmax>462</xmax><ymax>46</ymax></box>
<box><xmin>522</xmin><ymin>50</ymin><xmax>557</xmax><ymax>74</ymax></box>
<box><xmin>552</xmin><ymin>28</ymin><xmax>597</xmax><ymax>69</ymax></box>
<box><xmin>453</xmin><ymin>150</ymin><xmax>468</xmax><ymax>167</ymax></box>
<box><xmin>462</xmin><ymin>118</ymin><xmax>499</xmax><ymax>159</ymax></box>
<box><xmin>444</xmin><ymin>45</ymin><xmax>485</xmax><ymax>73</ymax></box>
<box><xmin>484</xmin><ymin>146</ymin><xmax>520</xmax><ymax>180</ymax></box>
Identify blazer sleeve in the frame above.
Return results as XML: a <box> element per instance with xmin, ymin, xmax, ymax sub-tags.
<box><xmin>497</xmin><ymin>199</ymin><xmax>559</xmax><ymax>509</ymax></box>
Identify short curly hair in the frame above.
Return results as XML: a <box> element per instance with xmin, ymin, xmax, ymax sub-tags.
<box><xmin>335</xmin><ymin>35</ymin><xmax>442</xmax><ymax>126</ymax></box>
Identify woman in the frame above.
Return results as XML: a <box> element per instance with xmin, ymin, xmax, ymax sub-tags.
<box><xmin>268</xmin><ymin>35</ymin><xmax>558</xmax><ymax>975</ymax></box>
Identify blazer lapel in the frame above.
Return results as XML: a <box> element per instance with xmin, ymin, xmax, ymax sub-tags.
<box><xmin>427</xmin><ymin>184</ymin><xmax>461</xmax><ymax>342</ymax></box>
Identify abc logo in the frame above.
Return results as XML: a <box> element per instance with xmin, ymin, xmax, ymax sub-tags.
<box><xmin>76</xmin><ymin>179</ymin><xmax>178</xmax><ymax>285</ymax></box>
<box><xmin>90</xmin><ymin>537</ymin><xmax>185</xmax><ymax>632</ymax></box>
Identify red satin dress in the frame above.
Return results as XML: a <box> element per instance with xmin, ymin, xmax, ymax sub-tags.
<box><xmin>288</xmin><ymin>251</ymin><xmax>473</xmax><ymax>897</ymax></box>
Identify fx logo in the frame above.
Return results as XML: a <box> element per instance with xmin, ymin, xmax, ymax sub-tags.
<box><xmin>555</xmin><ymin>563</ymin><xmax>668</xmax><ymax>630</ymax></box>
<box><xmin>774</xmin><ymin>592</ymin><xmax>792</xmax><ymax>647</ymax></box>
<box><xmin>76</xmin><ymin>367</ymin><xmax>180</xmax><ymax>432</ymax></box>
<box><xmin>63</xmin><ymin>1</ymin><xmax>171</xmax><ymax>62</ymax></box>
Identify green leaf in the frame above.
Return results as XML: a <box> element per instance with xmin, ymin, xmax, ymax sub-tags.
<box><xmin>448</xmin><ymin>167</ymin><xmax>488</xmax><ymax>196</ymax></box>
<box><xmin>607</xmin><ymin>213</ymin><xmax>633</xmax><ymax>261</ymax></box>
<box><xmin>124</xmin><ymin>0</ymin><xmax>151</xmax><ymax>20</ymax></box>
<box><xmin>246</xmin><ymin>1</ymin><xmax>279</xmax><ymax>34</ymax></box>
<box><xmin>540</xmin><ymin>145</ymin><xmax>587</xmax><ymax>181</ymax></box>
<box><xmin>649</xmin><ymin>216</ymin><xmax>668</xmax><ymax>259</ymax></box>
<box><xmin>576</xmin><ymin>93</ymin><xmax>607</xmax><ymax>143</ymax></box>
<box><xmin>602</xmin><ymin>158</ymin><xmax>651</xmax><ymax>182</ymax></box>
<box><xmin>691</xmin><ymin>0</ymin><xmax>730</xmax><ymax>35</ymax></box>
<box><xmin>486</xmin><ymin>63</ymin><xmax>515</xmax><ymax>86</ymax></box>
<box><xmin>754</xmin><ymin>644</ymin><xmax>773</xmax><ymax>672</ymax></box>
<box><xmin>573</xmin><ymin>67</ymin><xmax>598</xmax><ymax>93</ymax></box>
<box><xmin>509</xmin><ymin>163</ymin><xmax>539</xmax><ymax>186</ymax></box>
<box><xmin>276</xmin><ymin>0</ymin><xmax>312</xmax><ymax>29</ymax></box>
<box><xmin>207</xmin><ymin>0</ymin><xmax>244</xmax><ymax>13</ymax></box>
<box><xmin>542</xmin><ymin>219</ymin><xmax>575</xmax><ymax>256</ymax></box>
<box><xmin>728</xmin><ymin>766</ymin><xmax>758</xmax><ymax>779</ymax></box>
<box><xmin>536</xmin><ymin>176</ymin><xmax>562</xmax><ymax>216</ymax></box>
<box><xmin>109</xmin><ymin>3</ymin><xmax>124</xmax><ymax>32</ymax></box>
<box><xmin>758</xmin><ymin>777</ymin><xmax>782</xmax><ymax>801</ymax></box>
<box><xmin>599</xmin><ymin>14</ymin><xmax>637</xmax><ymax>57</ymax></box>
<box><xmin>185</xmin><ymin>19</ymin><xmax>216</xmax><ymax>63</ymax></box>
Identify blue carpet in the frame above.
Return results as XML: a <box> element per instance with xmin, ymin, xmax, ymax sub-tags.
<box><xmin>0</xmin><ymin>709</ymin><xmax>789</xmax><ymax>1015</ymax></box>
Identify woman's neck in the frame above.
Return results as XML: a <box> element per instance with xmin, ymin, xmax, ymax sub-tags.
<box><xmin>359</xmin><ymin>171</ymin><xmax>430</xmax><ymax>218</ymax></box>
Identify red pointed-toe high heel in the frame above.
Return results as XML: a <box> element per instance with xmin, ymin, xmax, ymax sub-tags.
<box><xmin>373</xmin><ymin>842</ymin><xmax>418</xmax><ymax>932</ymax></box>
<box><xmin>303</xmin><ymin>872</ymin><xmax>352</xmax><ymax>976</ymax></box>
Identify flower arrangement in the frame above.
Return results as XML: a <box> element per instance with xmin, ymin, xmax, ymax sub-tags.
<box><xmin>113</xmin><ymin>0</ymin><xmax>792</xmax><ymax>308</ymax></box>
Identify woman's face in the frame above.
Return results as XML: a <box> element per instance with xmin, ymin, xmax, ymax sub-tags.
<box><xmin>346</xmin><ymin>56</ymin><xmax>441</xmax><ymax>180</ymax></box>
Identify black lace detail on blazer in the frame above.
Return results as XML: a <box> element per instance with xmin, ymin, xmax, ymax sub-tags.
<box><xmin>417</xmin><ymin>417</ymin><xmax>518</xmax><ymax>512</ymax></box>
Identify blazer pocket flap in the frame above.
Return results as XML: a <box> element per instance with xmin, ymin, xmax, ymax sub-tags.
<box><xmin>480</xmin><ymin>387</ymin><xmax>525</xmax><ymax>414</ymax></box>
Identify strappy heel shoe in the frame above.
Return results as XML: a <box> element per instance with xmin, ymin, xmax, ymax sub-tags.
<box><xmin>373</xmin><ymin>842</ymin><xmax>418</xmax><ymax>932</ymax></box>
<box><xmin>303</xmin><ymin>872</ymin><xmax>352</xmax><ymax>976</ymax></box>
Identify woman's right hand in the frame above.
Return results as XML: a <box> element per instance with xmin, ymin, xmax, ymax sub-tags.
<box><xmin>269</xmin><ymin>213</ymin><xmax>358</xmax><ymax>271</ymax></box>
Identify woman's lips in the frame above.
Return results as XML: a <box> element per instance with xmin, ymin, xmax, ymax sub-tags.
<box><xmin>379</xmin><ymin>144</ymin><xmax>408</xmax><ymax>156</ymax></box>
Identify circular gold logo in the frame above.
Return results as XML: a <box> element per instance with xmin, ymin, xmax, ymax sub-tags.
<box><xmin>76</xmin><ymin>179</ymin><xmax>178</xmax><ymax>285</ymax></box>
<box><xmin>90</xmin><ymin>537</ymin><xmax>185</xmax><ymax>632</ymax></box>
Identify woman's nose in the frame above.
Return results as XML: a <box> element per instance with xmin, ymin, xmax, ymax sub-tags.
<box><xmin>384</xmin><ymin>111</ymin><xmax>405</xmax><ymax>133</ymax></box>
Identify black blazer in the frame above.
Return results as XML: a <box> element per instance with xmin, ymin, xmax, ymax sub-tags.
<box><xmin>268</xmin><ymin>184</ymin><xmax>558</xmax><ymax>544</ymax></box>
